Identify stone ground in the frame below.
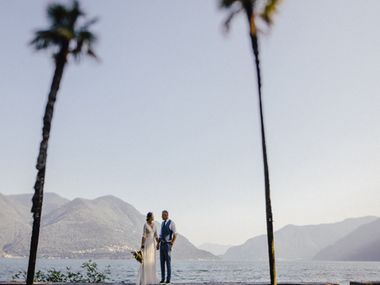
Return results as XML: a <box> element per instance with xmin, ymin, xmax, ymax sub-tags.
<box><xmin>0</xmin><ymin>281</ymin><xmax>380</xmax><ymax>285</ymax></box>
<box><xmin>0</xmin><ymin>282</ymin><xmax>356</xmax><ymax>285</ymax></box>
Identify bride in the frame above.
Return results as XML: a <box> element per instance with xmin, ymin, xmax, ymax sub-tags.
<box><xmin>137</xmin><ymin>212</ymin><xmax>159</xmax><ymax>285</ymax></box>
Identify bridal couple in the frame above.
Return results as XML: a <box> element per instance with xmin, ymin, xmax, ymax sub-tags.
<box><xmin>137</xmin><ymin>210</ymin><xmax>177</xmax><ymax>285</ymax></box>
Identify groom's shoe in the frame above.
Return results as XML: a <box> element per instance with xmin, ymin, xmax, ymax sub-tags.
<box><xmin>159</xmin><ymin>280</ymin><xmax>165</xmax><ymax>284</ymax></box>
<box><xmin>165</xmin><ymin>280</ymin><xmax>171</xmax><ymax>284</ymax></box>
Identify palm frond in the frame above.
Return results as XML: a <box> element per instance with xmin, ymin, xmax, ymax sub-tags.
<box><xmin>260</xmin><ymin>0</ymin><xmax>281</xmax><ymax>25</ymax></box>
<box><xmin>47</xmin><ymin>3</ymin><xmax>67</xmax><ymax>27</ymax></box>
<box><xmin>86</xmin><ymin>47</ymin><xmax>98</xmax><ymax>60</ymax></box>
<box><xmin>47</xmin><ymin>1</ymin><xmax>83</xmax><ymax>29</ymax></box>
<box><xmin>81</xmin><ymin>17</ymin><xmax>99</xmax><ymax>30</ymax></box>
<box><xmin>30</xmin><ymin>27</ymin><xmax>74</xmax><ymax>50</ymax></box>
<box><xmin>30</xmin><ymin>30</ymin><xmax>61</xmax><ymax>50</ymax></box>
<box><xmin>220</xmin><ymin>0</ymin><xmax>240</xmax><ymax>8</ymax></box>
<box><xmin>32</xmin><ymin>0</ymin><xmax>98</xmax><ymax>61</ymax></box>
<box><xmin>223</xmin><ymin>6</ymin><xmax>243</xmax><ymax>33</ymax></box>
<box><xmin>71</xmin><ymin>30</ymin><xmax>98</xmax><ymax>60</ymax></box>
<box><xmin>220</xmin><ymin>0</ymin><xmax>280</xmax><ymax>34</ymax></box>
<box><xmin>67</xmin><ymin>0</ymin><xmax>84</xmax><ymax>28</ymax></box>
<box><xmin>77</xmin><ymin>30</ymin><xmax>97</xmax><ymax>43</ymax></box>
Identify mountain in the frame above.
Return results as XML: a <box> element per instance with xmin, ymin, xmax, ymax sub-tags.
<box><xmin>0</xmin><ymin>194</ymin><xmax>31</xmax><ymax>257</ymax></box>
<box><xmin>6</xmin><ymin>192</ymin><xmax>70</xmax><ymax>221</ymax></box>
<box><xmin>314</xmin><ymin>218</ymin><xmax>380</xmax><ymax>261</ymax></box>
<box><xmin>198</xmin><ymin>243</ymin><xmax>232</xmax><ymax>256</ymax></box>
<box><xmin>223</xmin><ymin>216</ymin><xmax>378</xmax><ymax>261</ymax></box>
<box><xmin>0</xmin><ymin>193</ymin><xmax>216</xmax><ymax>260</ymax></box>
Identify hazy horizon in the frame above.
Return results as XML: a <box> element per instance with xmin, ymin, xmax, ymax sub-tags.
<box><xmin>0</xmin><ymin>0</ymin><xmax>379</xmax><ymax>246</ymax></box>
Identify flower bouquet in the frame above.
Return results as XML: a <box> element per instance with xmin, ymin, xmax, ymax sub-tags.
<box><xmin>131</xmin><ymin>250</ymin><xmax>143</xmax><ymax>264</ymax></box>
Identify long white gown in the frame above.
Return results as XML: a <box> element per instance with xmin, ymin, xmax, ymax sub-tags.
<box><xmin>137</xmin><ymin>223</ymin><xmax>159</xmax><ymax>285</ymax></box>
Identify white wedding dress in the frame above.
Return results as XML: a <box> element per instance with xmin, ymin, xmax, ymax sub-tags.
<box><xmin>137</xmin><ymin>223</ymin><xmax>159</xmax><ymax>285</ymax></box>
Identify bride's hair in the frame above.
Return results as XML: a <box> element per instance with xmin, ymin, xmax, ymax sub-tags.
<box><xmin>146</xmin><ymin>212</ymin><xmax>153</xmax><ymax>222</ymax></box>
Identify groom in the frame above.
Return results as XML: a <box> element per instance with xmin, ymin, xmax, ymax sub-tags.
<box><xmin>158</xmin><ymin>210</ymin><xmax>177</xmax><ymax>284</ymax></box>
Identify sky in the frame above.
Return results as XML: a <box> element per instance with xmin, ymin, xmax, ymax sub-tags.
<box><xmin>0</xmin><ymin>0</ymin><xmax>379</xmax><ymax>246</ymax></box>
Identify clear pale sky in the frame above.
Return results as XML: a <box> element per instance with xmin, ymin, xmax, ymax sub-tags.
<box><xmin>0</xmin><ymin>0</ymin><xmax>379</xmax><ymax>246</ymax></box>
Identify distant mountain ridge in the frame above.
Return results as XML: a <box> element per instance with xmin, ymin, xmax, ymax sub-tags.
<box><xmin>198</xmin><ymin>243</ymin><xmax>232</xmax><ymax>256</ymax></box>
<box><xmin>7</xmin><ymin>192</ymin><xmax>70</xmax><ymax>221</ymax></box>
<box><xmin>3</xmin><ymin>192</ymin><xmax>379</xmax><ymax>261</ymax></box>
<box><xmin>0</xmin><ymin>193</ymin><xmax>216</xmax><ymax>260</ymax></box>
<box><xmin>0</xmin><ymin>193</ymin><xmax>32</xmax><ymax>258</ymax></box>
<box><xmin>314</xmin><ymin>218</ymin><xmax>380</xmax><ymax>261</ymax></box>
<box><xmin>223</xmin><ymin>216</ymin><xmax>379</xmax><ymax>261</ymax></box>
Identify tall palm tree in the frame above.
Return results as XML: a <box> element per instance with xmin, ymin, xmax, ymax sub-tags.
<box><xmin>220</xmin><ymin>1</ymin><xmax>280</xmax><ymax>285</ymax></box>
<box><xmin>27</xmin><ymin>1</ymin><xmax>97</xmax><ymax>284</ymax></box>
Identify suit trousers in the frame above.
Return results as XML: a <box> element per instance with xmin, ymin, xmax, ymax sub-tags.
<box><xmin>160</xmin><ymin>242</ymin><xmax>172</xmax><ymax>282</ymax></box>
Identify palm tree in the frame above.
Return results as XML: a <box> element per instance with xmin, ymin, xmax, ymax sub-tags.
<box><xmin>220</xmin><ymin>1</ymin><xmax>280</xmax><ymax>285</ymax></box>
<box><xmin>27</xmin><ymin>1</ymin><xmax>97</xmax><ymax>284</ymax></box>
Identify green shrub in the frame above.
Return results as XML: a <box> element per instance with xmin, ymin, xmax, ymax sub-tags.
<box><xmin>12</xmin><ymin>260</ymin><xmax>111</xmax><ymax>283</ymax></box>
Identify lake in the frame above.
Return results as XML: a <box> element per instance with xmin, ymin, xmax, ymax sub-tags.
<box><xmin>1</xmin><ymin>259</ymin><xmax>380</xmax><ymax>284</ymax></box>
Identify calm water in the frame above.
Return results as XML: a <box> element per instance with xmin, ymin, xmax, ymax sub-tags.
<box><xmin>1</xmin><ymin>258</ymin><xmax>380</xmax><ymax>284</ymax></box>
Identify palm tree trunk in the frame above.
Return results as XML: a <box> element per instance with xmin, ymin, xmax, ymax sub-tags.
<box><xmin>243</xmin><ymin>2</ymin><xmax>277</xmax><ymax>285</ymax></box>
<box><xmin>252</xmin><ymin>31</ymin><xmax>277</xmax><ymax>285</ymax></box>
<box><xmin>26</xmin><ymin>46</ymin><xmax>68</xmax><ymax>285</ymax></box>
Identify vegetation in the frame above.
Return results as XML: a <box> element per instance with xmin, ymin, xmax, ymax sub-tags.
<box><xmin>27</xmin><ymin>1</ymin><xmax>98</xmax><ymax>284</ymax></box>
<box><xmin>220</xmin><ymin>1</ymin><xmax>281</xmax><ymax>285</ymax></box>
<box><xmin>13</xmin><ymin>260</ymin><xmax>110</xmax><ymax>283</ymax></box>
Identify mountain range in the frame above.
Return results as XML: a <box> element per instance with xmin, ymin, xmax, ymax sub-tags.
<box><xmin>223</xmin><ymin>216</ymin><xmax>380</xmax><ymax>261</ymax></box>
<box><xmin>2</xmin><ymin>192</ymin><xmax>379</xmax><ymax>261</ymax></box>
<box><xmin>198</xmin><ymin>243</ymin><xmax>232</xmax><ymax>256</ymax></box>
<box><xmin>314</xmin><ymin>218</ymin><xmax>380</xmax><ymax>261</ymax></box>
<box><xmin>0</xmin><ymin>193</ymin><xmax>215</xmax><ymax>260</ymax></box>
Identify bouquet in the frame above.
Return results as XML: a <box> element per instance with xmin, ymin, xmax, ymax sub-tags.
<box><xmin>131</xmin><ymin>250</ymin><xmax>143</xmax><ymax>264</ymax></box>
